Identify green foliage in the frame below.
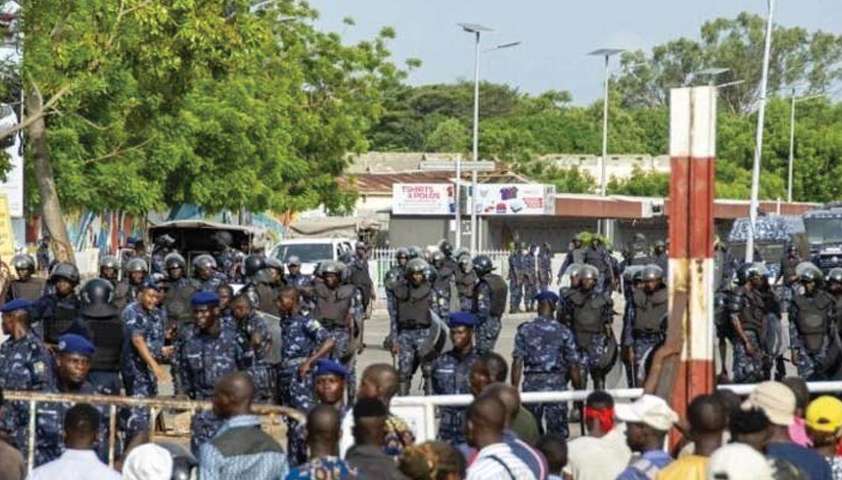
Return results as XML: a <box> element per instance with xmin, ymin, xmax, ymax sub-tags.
<box><xmin>21</xmin><ymin>0</ymin><xmax>403</xmax><ymax>215</ymax></box>
<box><xmin>607</xmin><ymin>166</ymin><xmax>669</xmax><ymax>197</ymax></box>
<box><xmin>425</xmin><ymin>118</ymin><xmax>469</xmax><ymax>153</ymax></box>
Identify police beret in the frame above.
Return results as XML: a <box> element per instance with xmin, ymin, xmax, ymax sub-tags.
<box><xmin>140</xmin><ymin>278</ymin><xmax>161</xmax><ymax>292</ymax></box>
<box><xmin>0</xmin><ymin>299</ymin><xmax>30</xmax><ymax>313</ymax></box>
<box><xmin>534</xmin><ymin>291</ymin><xmax>560</xmax><ymax>303</ymax></box>
<box><xmin>191</xmin><ymin>291</ymin><xmax>220</xmax><ymax>308</ymax></box>
<box><xmin>58</xmin><ymin>333</ymin><xmax>96</xmax><ymax>357</ymax></box>
<box><xmin>314</xmin><ymin>359</ymin><xmax>348</xmax><ymax>379</ymax></box>
<box><xmin>447</xmin><ymin>311</ymin><xmax>478</xmax><ymax>328</ymax></box>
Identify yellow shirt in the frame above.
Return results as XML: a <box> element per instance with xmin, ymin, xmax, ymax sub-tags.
<box><xmin>656</xmin><ymin>455</ymin><xmax>708</xmax><ymax>480</ymax></box>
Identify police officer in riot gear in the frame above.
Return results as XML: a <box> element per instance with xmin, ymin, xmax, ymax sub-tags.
<box><xmin>472</xmin><ymin>255</ymin><xmax>508</xmax><ymax>355</ymax></box>
<box><xmin>115</xmin><ymin>258</ymin><xmax>149</xmax><ymax>312</ymax></box>
<box><xmin>286</xmin><ymin>255</ymin><xmax>314</xmax><ymax>311</ymax></box>
<box><xmin>563</xmin><ymin>264</ymin><xmax>614</xmax><ymax>390</ymax></box>
<box><xmin>75</xmin><ymin>278</ymin><xmax>124</xmax><ymax>395</ymax></box>
<box><xmin>557</xmin><ymin>263</ymin><xmax>584</xmax><ymax>326</ymax></box>
<box><xmin>558</xmin><ymin>234</ymin><xmax>586</xmax><ymax>284</ymax></box>
<box><xmin>192</xmin><ymin>254</ymin><xmax>224</xmax><ymax>292</ymax></box>
<box><xmin>651</xmin><ymin>240</ymin><xmax>669</xmax><ymax>274</ymax></box>
<box><xmin>522</xmin><ymin>244</ymin><xmax>538</xmax><ymax>311</ymax></box>
<box><xmin>826</xmin><ymin>267</ymin><xmax>842</xmax><ymax>324</ymax></box>
<box><xmin>622</xmin><ymin>264</ymin><xmax>667</xmax><ymax>387</ymax></box>
<box><xmin>391</xmin><ymin>258</ymin><xmax>435</xmax><ymax>395</ymax></box>
<box><xmin>98</xmin><ymin>255</ymin><xmax>120</xmax><ymax>285</ymax></box>
<box><xmin>728</xmin><ymin>263</ymin><xmax>769</xmax><ymax>383</ymax></box>
<box><xmin>384</xmin><ymin>248</ymin><xmax>409</xmax><ymax>351</ymax></box>
<box><xmin>508</xmin><ymin>242</ymin><xmax>524</xmax><ymax>313</ymax></box>
<box><xmin>407</xmin><ymin>246</ymin><xmax>423</xmax><ymax>260</ymax></box>
<box><xmin>790</xmin><ymin>263</ymin><xmax>840</xmax><ymax>380</ymax></box>
<box><xmin>151</xmin><ymin>234</ymin><xmax>176</xmax><ymax>275</ymax></box>
<box><xmin>31</xmin><ymin>262</ymin><xmax>81</xmax><ymax>347</ymax></box>
<box><xmin>162</xmin><ymin>252</ymin><xmax>196</xmax><ymax>395</ymax></box>
<box><xmin>240</xmin><ymin>253</ymin><xmax>267</xmax><ymax>307</ymax></box>
<box><xmin>584</xmin><ymin>237</ymin><xmax>615</xmax><ymax>291</ymax></box>
<box><xmin>312</xmin><ymin>260</ymin><xmax>360</xmax><ymax>402</ymax></box>
<box><xmin>8</xmin><ymin>253</ymin><xmax>46</xmax><ymax>302</ymax></box>
<box><xmin>454</xmin><ymin>254</ymin><xmax>477</xmax><ymax>312</ymax></box>
<box><xmin>431</xmin><ymin>251</ymin><xmax>453</xmax><ymax>318</ymax></box>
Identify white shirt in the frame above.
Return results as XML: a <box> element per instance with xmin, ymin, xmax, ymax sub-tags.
<box><xmin>563</xmin><ymin>425</ymin><xmax>632</xmax><ymax>480</ymax></box>
<box><xmin>26</xmin><ymin>449</ymin><xmax>122</xmax><ymax>480</ymax></box>
<box><xmin>467</xmin><ymin>442</ymin><xmax>537</xmax><ymax>480</ymax></box>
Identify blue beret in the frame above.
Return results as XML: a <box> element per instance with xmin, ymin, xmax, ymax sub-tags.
<box><xmin>314</xmin><ymin>359</ymin><xmax>348</xmax><ymax>379</ymax></box>
<box><xmin>191</xmin><ymin>291</ymin><xmax>220</xmax><ymax>308</ymax></box>
<box><xmin>448</xmin><ymin>311</ymin><xmax>478</xmax><ymax>328</ymax></box>
<box><xmin>1</xmin><ymin>299</ymin><xmax>30</xmax><ymax>313</ymax></box>
<box><xmin>534</xmin><ymin>291</ymin><xmax>560</xmax><ymax>303</ymax></box>
<box><xmin>58</xmin><ymin>334</ymin><xmax>96</xmax><ymax>357</ymax></box>
<box><xmin>140</xmin><ymin>278</ymin><xmax>161</xmax><ymax>291</ymax></box>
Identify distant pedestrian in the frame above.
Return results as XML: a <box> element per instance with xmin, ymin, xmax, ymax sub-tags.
<box><xmin>199</xmin><ymin>372</ymin><xmax>288</xmax><ymax>480</ymax></box>
<box><xmin>25</xmin><ymin>404</ymin><xmax>120</xmax><ymax>480</ymax></box>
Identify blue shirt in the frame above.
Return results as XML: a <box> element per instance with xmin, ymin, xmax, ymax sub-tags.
<box><xmin>767</xmin><ymin>442</ymin><xmax>833</xmax><ymax>480</ymax></box>
<box><xmin>198</xmin><ymin>415</ymin><xmax>289</xmax><ymax>480</ymax></box>
<box><xmin>615</xmin><ymin>449</ymin><xmax>673</xmax><ymax>480</ymax></box>
<box><xmin>285</xmin><ymin>456</ymin><xmax>357</xmax><ymax>480</ymax></box>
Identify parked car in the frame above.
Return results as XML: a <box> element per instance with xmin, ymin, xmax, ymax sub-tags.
<box><xmin>270</xmin><ymin>238</ymin><xmax>353</xmax><ymax>275</ymax></box>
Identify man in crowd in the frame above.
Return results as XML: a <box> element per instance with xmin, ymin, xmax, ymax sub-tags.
<box><xmin>615</xmin><ymin>394</ymin><xmax>677</xmax><ymax>480</ymax></box>
<box><xmin>26</xmin><ymin>404</ymin><xmax>120</xmax><ymax>480</ymax></box>
<box><xmin>657</xmin><ymin>394</ymin><xmax>726</xmax><ymax>479</ymax></box>
<box><xmin>346</xmin><ymin>398</ymin><xmax>409</xmax><ymax>480</ymax></box>
<box><xmin>472</xmin><ymin>255</ymin><xmax>507</xmax><ymax>355</ymax></box>
<box><xmin>76</xmin><ymin>278</ymin><xmax>124</xmax><ymax>395</ymax></box>
<box><xmin>229</xmin><ymin>294</ymin><xmax>274</xmax><ymax>402</ymax></box>
<box><xmin>805</xmin><ymin>396</ymin><xmax>842</xmax><ymax>476</ymax></box>
<box><xmin>198</xmin><ymin>372</ymin><xmax>288</xmax><ymax>480</ymax></box>
<box><xmin>286</xmin><ymin>405</ymin><xmax>358</xmax><ymax>480</ymax></box>
<box><xmin>354</xmin><ymin>363</ymin><xmax>415</xmax><ymax>457</ymax></box>
<box><xmin>464</xmin><ymin>395</ymin><xmax>537</xmax><ymax>480</ymax></box>
<box><xmin>289</xmin><ymin>359</ymin><xmax>350</xmax><ymax>466</ymax></box>
<box><xmin>7</xmin><ymin>253</ymin><xmax>45</xmax><ymax>302</ymax></box>
<box><xmin>563</xmin><ymin>391</ymin><xmax>631</xmax><ymax>480</ymax></box>
<box><xmin>31</xmin><ymin>262</ymin><xmax>81</xmax><ymax>347</ymax></box>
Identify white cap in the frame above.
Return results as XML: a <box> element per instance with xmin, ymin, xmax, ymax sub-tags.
<box><xmin>741</xmin><ymin>381</ymin><xmax>796</xmax><ymax>427</ymax></box>
<box><xmin>122</xmin><ymin>443</ymin><xmax>173</xmax><ymax>480</ymax></box>
<box><xmin>615</xmin><ymin>394</ymin><xmax>678</xmax><ymax>431</ymax></box>
<box><xmin>707</xmin><ymin>443</ymin><xmax>773</xmax><ymax>480</ymax></box>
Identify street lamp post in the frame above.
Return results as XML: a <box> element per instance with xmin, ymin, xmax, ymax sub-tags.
<box><xmin>588</xmin><ymin>48</ymin><xmax>624</xmax><ymax>237</ymax></box>
<box><xmin>746</xmin><ymin>0</ymin><xmax>775</xmax><ymax>263</ymax></box>
<box><xmin>459</xmin><ymin>23</ymin><xmax>519</xmax><ymax>254</ymax></box>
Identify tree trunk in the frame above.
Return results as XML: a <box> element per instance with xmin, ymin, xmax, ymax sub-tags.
<box><xmin>26</xmin><ymin>89</ymin><xmax>74</xmax><ymax>264</ymax></box>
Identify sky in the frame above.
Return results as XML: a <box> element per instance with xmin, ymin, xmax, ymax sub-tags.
<box><xmin>307</xmin><ymin>0</ymin><xmax>842</xmax><ymax>105</ymax></box>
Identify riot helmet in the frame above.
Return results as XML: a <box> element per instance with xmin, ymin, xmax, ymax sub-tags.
<box><xmin>318</xmin><ymin>260</ymin><xmax>343</xmax><ymax>288</ymax></box>
<box><xmin>243</xmin><ymin>254</ymin><xmax>266</xmax><ymax>278</ymax></box>
<box><xmin>192</xmin><ymin>254</ymin><xmax>217</xmax><ymax>279</ymax></box>
<box><xmin>431</xmin><ymin>251</ymin><xmax>445</xmax><ymax>268</ymax></box>
<box><xmin>164</xmin><ymin>252</ymin><xmax>187</xmax><ymax>271</ymax></box>
<box><xmin>395</xmin><ymin>248</ymin><xmax>409</xmax><ymax>267</ymax></box>
<box><xmin>12</xmin><ymin>253</ymin><xmax>35</xmax><ymax>273</ymax></box>
<box><xmin>565</xmin><ymin>263</ymin><xmax>583</xmax><ymax>282</ymax></box>
<box><xmin>408</xmin><ymin>246</ymin><xmax>423</xmax><ymax>260</ymax></box>
<box><xmin>423</xmin><ymin>264</ymin><xmax>438</xmax><ymax>284</ymax></box>
<box><xmin>798</xmin><ymin>262</ymin><xmax>822</xmax><ymax>285</ymax></box>
<box><xmin>156</xmin><ymin>234</ymin><xmax>176</xmax><ymax>247</ymax></box>
<box><xmin>125</xmin><ymin>258</ymin><xmax>149</xmax><ymax>274</ymax></box>
<box><xmin>453</xmin><ymin>247</ymin><xmax>470</xmax><ymax>260</ymax></box>
<box><xmin>80</xmin><ymin>278</ymin><xmax>117</xmax><ymax>318</ymax></box>
<box><xmin>287</xmin><ymin>255</ymin><xmax>302</xmax><ymax>275</ymax></box>
<box><xmin>746</xmin><ymin>262</ymin><xmax>769</xmax><ymax>288</ymax></box>
<box><xmin>735</xmin><ymin>263</ymin><xmax>752</xmax><ymax>285</ymax></box>
<box><xmin>438</xmin><ymin>239</ymin><xmax>454</xmax><ymax>257</ymax></box>
<box><xmin>459</xmin><ymin>256</ymin><xmax>473</xmax><ymax>274</ymax></box>
<box><xmin>827</xmin><ymin>267</ymin><xmax>842</xmax><ymax>285</ymax></box>
<box><xmin>578</xmin><ymin>264</ymin><xmax>599</xmax><ymax>290</ymax></box>
<box><xmin>213</xmin><ymin>231</ymin><xmax>233</xmax><ymax>248</ymax></box>
<box><xmin>641</xmin><ymin>264</ymin><xmax>664</xmax><ymax>282</ymax></box>
<box><xmin>99</xmin><ymin>255</ymin><xmax>119</xmax><ymax>282</ymax></box>
<box><xmin>50</xmin><ymin>262</ymin><xmax>80</xmax><ymax>285</ymax></box>
<box><xmin>472</xmin><ymin>255</ymin><xmax>494</xmax><ymax>277</ymax></box>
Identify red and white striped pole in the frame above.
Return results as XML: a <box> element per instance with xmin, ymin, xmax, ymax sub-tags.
<box><xmin>667</xmin><ymin>86</ymin><xmax>717</xmax><ymax>423</ymax></box>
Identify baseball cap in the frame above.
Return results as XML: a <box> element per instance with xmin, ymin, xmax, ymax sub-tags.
<box><xmin>615</xmin><ymin>394</ymin><xmax>678</xmax><ymax>431</ymax></box>
<box><xmin>806</xmin><ymin>396</ymin><xmax>842</xmax><ymax>433</ymax></box>
<box><xmin>742</xmin><ymin>381</ymin><xmax>795</xmax><ymax>427</ymax></box>
<box><xmin>707</xmin><ymin>443</ymin><xmax>773</xmax><ymax>480</ymax></box>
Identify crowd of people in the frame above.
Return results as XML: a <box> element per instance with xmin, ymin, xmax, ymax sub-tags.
<box><xmin>0</xmin><ymin>229</ymin><xmax>841</xmax><ymax>479</ymax></box>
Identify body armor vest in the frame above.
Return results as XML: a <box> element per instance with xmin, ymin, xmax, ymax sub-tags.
<box><xmin>257</xmin><ymin>283</ymin><xmax>280</xmax><ymax>316</ymax></box>
<box><xmin>87</xmin><ymin>314</ymin><xmax>123</xmax><ymax>371</ymax></box>
<box><xmin>114</xmin><ymin>281</ymin><xmax>139</xmax><ymax>312</ymax></box>
<box><xmin>394</xmin><ymin>283</ymin><xmax>433</xmax><ymax>329</ymax></box>
<box><xmin>632</xmin><ymin>287</ymin><xmax>668</xmax><ymax>334</ymax></box>
<box><xmin>164</xmin><ymin>281</ymin><xmax>195</xmax><ymax>331</ymax></box>
<box><xmin>349</xmin><ymin>266</ymin><xmax>372</xmax><ymax>307</ymax></box>
<box><xmin>43</xmin><ymin>295</ymin><xmax>79</xmax><ymax>344</ymax></box>
<box><xmin>477</xmin><ymin>274</ymin><xmax>507</xmax><ymax>317</ymax></box>
<box><xmin>10</xmin><ymin>279</ymin><xmax>45</xmax><ymax>302</ymax></box>
<box><xmin>455</xmin><ymin>271</ymin><xmax>478</xmax><ymax>298</ymax></box>
<box><xmin>794</xmin><ymin>291</ymin><xmax>833</xmax><ymax>352</ymax></box>
<box><xmin>570</xmin><ymin>290</ymin><xmax>608</xmax><ymax>348</ymax></box>
<box><xmin>313</xmin><ymin>283</ymin><xmax>355</xmax><ymax>328</ymax></box>
<box><xmin>738</xmin><ymin>289</ymin><xmax>765</xmax><ymax>334</ymax></box>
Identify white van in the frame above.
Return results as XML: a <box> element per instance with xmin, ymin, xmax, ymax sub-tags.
<box><xmin>270</xmin><ymin>238</ymin><xmax>354</xmax><ymax>275</ymax></box>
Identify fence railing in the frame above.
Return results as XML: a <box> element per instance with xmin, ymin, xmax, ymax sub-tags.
<box><xmin>5</xmin><ymin>390</ymin><xmax>302</xmax><ymax>471</ymax></box>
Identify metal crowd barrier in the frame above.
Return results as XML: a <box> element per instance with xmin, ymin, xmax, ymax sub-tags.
<box><xmin>391</xmin><ymin>381</ymin><xmax>842</xmax><ymax>442</ymax></box>
<box><xmin>5</xmin><ymin>390</ymin><xmax>303</xmax><ymax>470</ymax></box>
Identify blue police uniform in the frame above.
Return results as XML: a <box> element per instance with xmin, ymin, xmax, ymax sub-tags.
<box><xmin>473</xmin><ymin>280</ymin><xmax>501</xmax><ymax>355</ymax></box>
<box><xmin>30</xmin><ymin>292</ymin><xmax>81</xmax><ymax>344</ymax></box>
<box><xmin>287</xmin><ymin>360</ymin><xmax>349</xmax><ymax>467</ymax></box>
<box><xmin>278</xmin><ymin>312</ymin><xmax>331</xmax><ymax>411</ymax></box>
<box><xmin>513</xmin><ymin>293</ymin><xmax>580</xmax><ymax>438</ymax></box>
<box><xmin>729</xmin><ymin>286</ymin><xmax>766</xmax><ymax>384</ymax></box>
<box><xmin>232</xmin><ymin>310</ymin><xmax>274</xmax><ymax>401</ymax></box>
<box><xmin>522</xmin><ymin>248</ymin><xmax>538</xmax><ymax>310</ymax></box>
<box><xmin>178</xmin><ymin>292</ymin><xmax>250</xmax><ymax>454</ymax></box>
<box><xmin>789</xmin><ymin>289</ymin><xmax>836</xmax><ymax>380</ymax></box>
<box><xmin>286</xmin><ymin>456</ymin><xmax>357</xmax><ymax>480</ymax></box>
<box><xmin>538</xmin><ymin>247</ymin><xmax>553</xmax><ymax>291</ymax></box>
<box><xmin>0</xmin><ymin>301</ymin><xmax>56</xmax><ymax>451</ymax></box>
<box><xmin>568</xmin><ymin>288</ymin><xmax>613</xmax><ymax>384</ymax></box>
<box><xmin>34</xmin><ymin>335</ymin><xmax>111</xmax><ymax>466</ymax></box>
<box><xmin>622</xmin><ymin>286</ymin><xmax>667</xmax><ymax>386</ymax></box>
<box><xmin>431</xmin><ymin>312</ymin><xmax>479</xmax><ymax>444</ymax></box>
<box><xmin>287</xmin><ymin>273</ymin><xmax>315</xmax><ymax>311</ymax></box>
<box><xmin>508</xmin><ymin>250</ymin><xmax>523</xmax><ymax>311</ymax></box>
<box><xmin>120</xmin><ymin>300</ymin><xmax>166</xmax><ymax>439</ymax></box>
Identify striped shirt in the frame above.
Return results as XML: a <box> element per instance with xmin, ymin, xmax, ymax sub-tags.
<box><xmin>467</xmin><ymin>443</ymin><xmax>538</xmax><ymax>480</ymax></box>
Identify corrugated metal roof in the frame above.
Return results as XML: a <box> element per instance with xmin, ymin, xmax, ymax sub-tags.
<box><xmin>341</xmin><ymin>166</ymin><xmax>533</xmax><ymax>195</ymax></box>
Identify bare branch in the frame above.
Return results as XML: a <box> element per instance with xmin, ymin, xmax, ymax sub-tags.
<box><xmin>0</xmin><ymin>83</ymin><xmax>73</xmax><ymax>141</ymax></box>
<box><xmin>82</xmin><ymin>136</ymin><xmax>155</xmax><ymax>164</ymax></box>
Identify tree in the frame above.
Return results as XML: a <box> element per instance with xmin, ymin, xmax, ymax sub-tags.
<box><xmin>17</xmin><ymin>0</ymin><xmax>405</xmax><ymax>260</ymax></box>
<box><xmin>607</xmin><ymin>166</ymin><xmax>669</xmax><ymax>197</ymax></box>
<box><xmin>425</xmin><ymin>118</ymin><xmax>469</xmax><ymax>152</ymax></box>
